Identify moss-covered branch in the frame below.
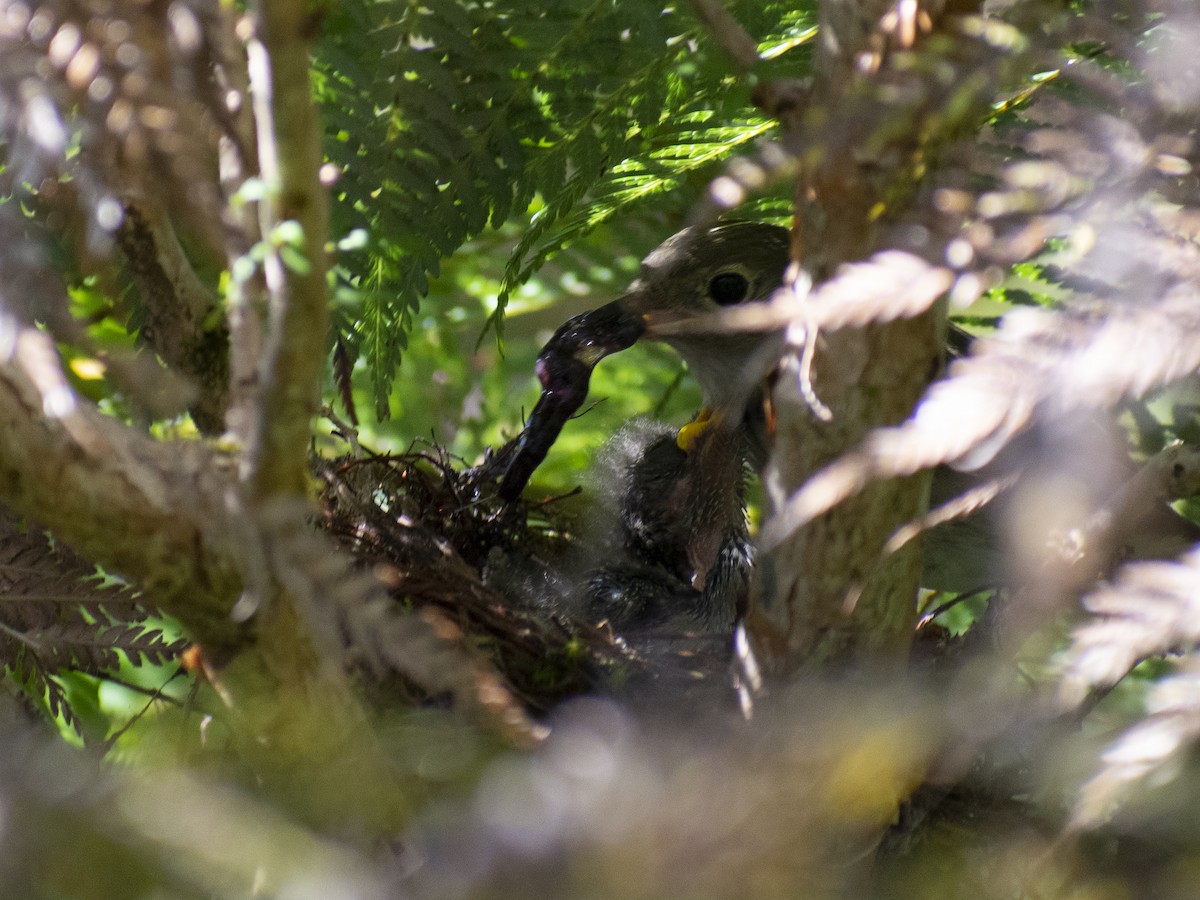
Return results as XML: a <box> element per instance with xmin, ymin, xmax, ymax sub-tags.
<box><xmin>0</xmin><ymin>323</ymin><xmax>244</xmax><ymax>651</ymax></box>
<box><xmin>240</xmin><ymin>1</ymin><xmax>331</xmax><ymax>497</ymax></box>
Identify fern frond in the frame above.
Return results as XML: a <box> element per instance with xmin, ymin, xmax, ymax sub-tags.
<box><xmin>492</xmin><ymin>115</ymin><xmax>779</xmax><ymax>329</ymax></box>
<box><xmin>318</xmin><ymin>0</ymin><xmax>814</xmax><ymax>418</ymax></box>
<box><xmin>1071</xmin><ymin>660</ymin><xmax>1200</xmax><ymax>832</ymax></box>
<box><xmin>0</xmin><ymin>511</ymin><xmax>185</xmax><ymax>737</ymax></box>
<box><xmin>1060</xmin><ymin>550</ymin><xmax>1200</xmax><ymax>709</ymax></box>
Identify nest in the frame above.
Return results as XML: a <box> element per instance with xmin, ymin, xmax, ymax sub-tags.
<box><xmin>315</xmin><ymin>442</ymin><xmax>735</xmax><ymax>714</ymax></box>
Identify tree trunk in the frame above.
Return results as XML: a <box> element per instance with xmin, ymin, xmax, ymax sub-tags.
<box><xmin>745</xmin><ymin>0</ymin><xmax>986</xmax><ymax>675</ymax></box>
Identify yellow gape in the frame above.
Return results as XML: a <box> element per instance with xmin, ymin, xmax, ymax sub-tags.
<box><xmin>676</xmin><ymin>406</ymin><xmax>715</xmax><ymax>453</ymax></box>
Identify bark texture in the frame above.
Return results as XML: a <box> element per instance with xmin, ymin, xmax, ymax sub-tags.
<box><xmin>0</xmin><ymin>322</ymin><xmax>245</xmax><ymax>651</ymax></box>
<box><xmin>746</xmin><ymin>0</ymin><xmax>989</xmax><ymax>674</ymax></box>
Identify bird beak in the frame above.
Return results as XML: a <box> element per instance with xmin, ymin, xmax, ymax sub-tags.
<box><xmin>549</xmin><ymin>297</ymin><xmax>648</xmax><ymax>367</ymax></box>
<box><xmin>637</xmin><ymin>308</ymin><xmax>691</xmax><ymax>337</ymax></box>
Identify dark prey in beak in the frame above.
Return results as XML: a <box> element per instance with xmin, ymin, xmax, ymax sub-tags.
<box><xmin>499</xmin><ymin>299</ymin><xmax>645</xmax><ymax>501</ymax></box>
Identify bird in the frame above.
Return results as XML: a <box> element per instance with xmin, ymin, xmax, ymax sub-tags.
<box><xmin>496</xmin><ymin>221</ymin><xmax>1200</xmax><ymax>645</ymax></box>
<box><xmin>500</xmin><ymin>221</ymin><xmax>791</xmax><ymax>633</ymax></box>
<box><xmin>499</xmin><ymin>222</ymin><xmax>790</xmax><ymax>504</ymax></box>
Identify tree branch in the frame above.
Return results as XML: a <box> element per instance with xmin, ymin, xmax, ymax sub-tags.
<box><xmin>688</xmin><ymin>0</ymin><xmax>761</xmax><ymax>72</ymax></box>
<box><xmin>0</xmin><ymin>320</ymin><xmax>244</xmax><ymax>652</ymax></box>
<box><xmin>117</xmin><ymin>198</ymin><xmax>230</xmax><ymax>434</ymax></box>
<box><xmin>240</xmin><ymin>2</ymin><xmax>330</xmax><ymax>497</ymax></box>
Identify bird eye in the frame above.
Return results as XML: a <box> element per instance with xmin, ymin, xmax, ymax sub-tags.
<box><xmin>708</xmin><ymin>271</ymin><xmax>750</xmax><ymax>306</ymax></box>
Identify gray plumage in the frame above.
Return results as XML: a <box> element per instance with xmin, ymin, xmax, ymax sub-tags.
<box><xmin>577</xmin><ymin>419</ymin><xmax>753</xmax><ymax>632</ymax></box>
<box><xmin>577</xmin><ymin>224</ymin><xmax>791</xmax><ymax>631</ymax></box>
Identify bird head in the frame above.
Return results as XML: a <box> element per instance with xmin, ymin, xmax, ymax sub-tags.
<box><xmin>499</xmin><ymin>221</ymin><xmax>792</xmax><ymax>501</ymax></box>
<box><xmin>617</xmin><ymin>222</ymin><xmax>790</xmax><ymax>407</ymax></box>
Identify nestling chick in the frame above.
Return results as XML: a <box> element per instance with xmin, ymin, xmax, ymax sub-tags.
<box><xmin>576</xmin><ymin>418</ymin><xmax>752</xmax><ymax>632</ymax></box>
<box><xmin>502</xmin><ymin>222</ymin><xmax>790</xmax><ymax>632</ymax></box>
